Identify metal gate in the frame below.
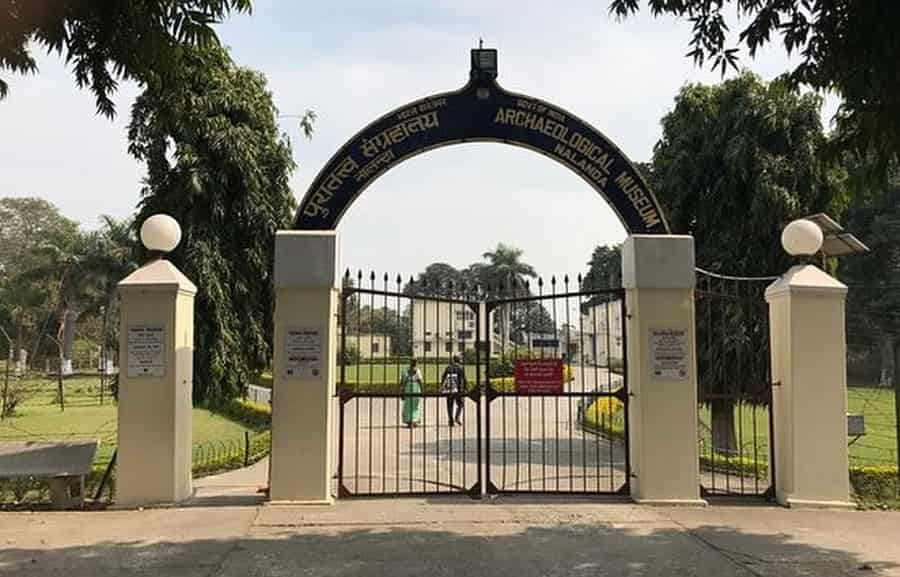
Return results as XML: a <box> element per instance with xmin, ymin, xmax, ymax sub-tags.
<box><xmin>335</xmin><ymin>271</ymin><xmax>629</xmax><ymax>498</ymax></box>
<box><xmin>484</xmin><ymin>278</ymin><xmax>630</xmax><ymax>495</ymax></box>
<box><xmin>335</xmin><ymin>271</ymin><xmax>482</xmax><ymax>497</ymax></box>
<box><xmin>695</xmin><ymin>269</ymin><xmax>775</xmax><ymax>499</ymax></box>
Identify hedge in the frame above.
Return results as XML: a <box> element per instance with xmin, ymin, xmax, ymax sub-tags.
<box><xmin>850</xmin><ymin>466</ymin><xmax>900</xmax><ymax>506</ymax></box>
<box><xmin>217</xmin><ymin>398</ymin><xmax>272</xmax><ymax>430</ymax></box>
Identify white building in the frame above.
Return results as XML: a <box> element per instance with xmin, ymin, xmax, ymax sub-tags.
<box><xmin>410</xmin><ymin>300</ymin><xmax>500</xmax><ymax>357</ymax></box>
<box><xmin>579</xmin><ymin>299</ymin><xmax>624</xmax><ymax>366</ymax></box>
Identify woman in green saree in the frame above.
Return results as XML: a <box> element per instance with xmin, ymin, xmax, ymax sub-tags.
<box><xmin>401</xmin><ymin>359</ymin><xmax>423</xmax><ymax>427</ymax></box>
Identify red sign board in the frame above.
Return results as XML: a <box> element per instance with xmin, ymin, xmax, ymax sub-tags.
<box><xmin>514</xmin><ymin>359</ymin><xmax>564</xmax><ymax>394</ymax></box>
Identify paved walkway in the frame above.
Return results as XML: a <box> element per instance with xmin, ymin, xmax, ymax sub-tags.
<box><xmin>337</xmin><ymin>369</ymin><xmax>628</xmax><ymax>496</ymax></box>
<box><xmin>2</xmin><ymin>496</ymin><xmax>899</xmax><ymax>576</ymax></box>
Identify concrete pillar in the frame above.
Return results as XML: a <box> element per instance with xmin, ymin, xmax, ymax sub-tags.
<box><xmin>116</xmin><ymin>259</ymin><xmax>196</xmax><ymax>507</ymax></box>
<box><xmin>765</xmin><ymin>264</ymin><xmax>854</xmax><ymax>508</ymax></box>
<box><xmin>622</xmin><ymin>235</ymin><xmax>705</xmax><ymax>505</ymax></box>
<box><xmin>269</xmin><ymin>231</ymin><xmax>339</xmax><ymax>504</ymax></box>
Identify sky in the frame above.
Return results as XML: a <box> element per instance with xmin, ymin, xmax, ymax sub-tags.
<box><xmin>0</xmin><ymin>0</ymin><xmax>839</xmax><ymax>280</ymax></box>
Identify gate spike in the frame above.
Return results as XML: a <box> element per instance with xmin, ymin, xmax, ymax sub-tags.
<box><xmin>551</xmin><ymin>275</ymin><xmax>557</xmax><ymax>286</ymax></box>
<box><xmin>564</xmin><ymin>274</ymin><xmax>569</xmax><ymax>286</ymax></box>
<box><xmin>370</xmin><ymin>270</ymin><xmax>376</xmax><ymax>282</ymax></box>
<box><xmin>577</xmin><ymin>273</ymin><xmax>583</xmax><ymax>285</ymax></box>
<box><xmin>396</xmin><ymin>274</ymin><xmax>402</xmax><ymax>285</ymax></box>
<box><xmin>357</xmin><ymin>269</ymin><xmax>363</xmax><ymax>281</ymax></box>
<box><xmin>538</xmin><ymin>277</ymin><xmax>544</xmax><ymax>288</ymax></box>
<box><xmin>383</xmin><ymin>272</ymin><xmax>389</xmax><ymax>283</ymax></box>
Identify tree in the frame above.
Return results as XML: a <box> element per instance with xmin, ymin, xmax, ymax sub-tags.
<box><xmin>838</xmin><ymin>170</ymin><xmax>900</xmax><ymax>386</ymax></box>
<box><xmin>0</xmin><ymin>198</ymin><xmax>81</xmax><ymax>375</ymax></box>
<box><xmin>474</xmin><ymin>243</ymin><xmax>538</xmax><ymax>346</ymax></box>
<box><xmin>1</xmin><ymin>0</ymin><xmax>251</xmax><ymax>116</ymax></box>
<box><xmin>650</xmin><ymin>72</ymin><xmax>846</xmax><ymax>453</ymax></box>
<box><xmin>128</xmin><ymin>45</ymin><xmax>296</xmax><ymax>405</ymax></box>
<box><xmin>585</xmin><ymin>244</ymin><xmax>621</xmax><ymax>288</ymax></box>
<box><xmin>609</xmin><ymin>1</ymin><xmax>900</xmax><ymax>178</ymax></box>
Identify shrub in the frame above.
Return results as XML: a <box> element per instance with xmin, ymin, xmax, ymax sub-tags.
<box><xmin>340</xmin><ymin>344</ymin><xmax>361</xmax><ymax>365</ymax></box>
<box><xmin>217</xmin><ymin>398</ymin><xmax>271</xmax><ymax>430</ymax></box>
<box><xmin>850</xmin><ymin>466</ymin><xmax>900</xmax><ymax>506</ymax></box>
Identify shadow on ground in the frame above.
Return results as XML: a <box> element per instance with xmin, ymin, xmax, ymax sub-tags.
<box><xmin>0</xmin><ymin>512</ymin><xmax>895</xmax><ymax>576</ymax></box>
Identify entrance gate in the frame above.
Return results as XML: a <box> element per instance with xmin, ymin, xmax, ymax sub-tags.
<box><xmin>335</xmin><ymin>271</ymin><xmax>629</xmax><ymax>498</ymax></box>
<box><xmin>695</xmin><ymin>269</ymin><xmax>776</xmax><ymax>499</ymax></box>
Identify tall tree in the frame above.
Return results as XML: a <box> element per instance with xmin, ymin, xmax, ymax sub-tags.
<box><xmin>1</xmin><ymin>0</ymin><xmax>251</xmax><ymax>116</ymax></box>
<box><xmin>609</xmin><ymin>1</ymin><xmax>900</xmax><ymax>179</ymax></box>
<box><xmin>128</xmin><ymin>45</ymin><xmax>296</xmax><ymax>404</ymax></box>
<box><xmin>475</xmin><ymin>243</ymin><xmax>538</xmax><ymax>345</ymax></box>
<box><xmin>650</xmin><ymin>72</ymin><xmax>846</xmax><ymax>452</ymax></box>
<box><xmin>585</xmin><ymin>244</ymin><xmax>622</xmax><ymax>289</ymax></box>
<box><xmin>838</xmin><ymin>170</ymin><xmax>900</xmax><ymax>386</ymax></box>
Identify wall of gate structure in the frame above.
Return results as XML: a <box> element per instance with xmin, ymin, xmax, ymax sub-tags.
<box><xmin>694</xmin><ymin>269</ymin><xmax>776</xmax><ymax>498</ymax></box>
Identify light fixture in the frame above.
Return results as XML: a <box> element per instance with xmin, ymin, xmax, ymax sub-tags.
<box><xmin>781</xmin><ymin>218</ymin><xmax>824</xmax><ymax>256</ymax></box>
<box><xmin>140</xmin><ymin>214</ymin><xmax>182</xmax><ymax>256</ymax></box>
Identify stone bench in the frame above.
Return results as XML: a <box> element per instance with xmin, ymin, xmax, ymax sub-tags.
<box><xmin>0</xmin><ymin>440</ymin><xmax>100</xmax><ymax>508</ymax></box>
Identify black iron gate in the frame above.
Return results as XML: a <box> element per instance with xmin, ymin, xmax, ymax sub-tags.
<box><xmin>484</xmin><ymin>278</ymin><xmax>630</xmax><ymax>495</ymax></box>
<box><xmin>695</xmin><ymin>269</ymin><xmax>776</xmax><ymax>499</ymax></box>
<box><xmin>336</xmin><ymin>271</ymin><xmax>482</xmax><ymax>497</ymax></box>
<box><xmin>335</xmin><ymin>271</ymin><xmax>630</xmax><ymax>498</ymax></box>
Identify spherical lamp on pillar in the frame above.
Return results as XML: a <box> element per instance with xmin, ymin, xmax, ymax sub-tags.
<box><xmin>140</xmin><ymin>214</ymin><xmax>182</xmax><ymax>260</ymax></box>
<box><xmin>781</xmin><ymin>219</ymin><xmax>823</xmax><ymax>258</ymax></box>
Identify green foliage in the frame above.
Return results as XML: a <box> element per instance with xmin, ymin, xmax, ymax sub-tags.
<box><xmin>340</xmin><ymin>343</ymin><xmax>361</xmax><ymax>365</ymax></box>
<box><xmin>652</xmin><ymin>72</ymin><xmax>846</xmax><ymax>275</ymax></box>
<box><xmin>129</xmin><ymin>45</ymin><xmax>296</xmax><ymax>405</ymax></box>
<box><xmin>584</xmin><ymin>244</ymin><xmax>621</xmax><ymax>289</ymax></box>
<box><xmin>218</xmin><ymin>398</ymin><xmax>271</xmax><ymax>431</ymax></box>
<box><xmin>850</xmin><ymin>466</ymin><xmax>900</xmax><ymax>507</ymax></box>
<box><xmin>609</xmin><ymin>0</ymin><xmax>900</xmax><ymax>177</ymax></box>
<box><xmin>0</xmin><ymin>0</ymin><xmax>251</xmax><ymax>116</ymax></box>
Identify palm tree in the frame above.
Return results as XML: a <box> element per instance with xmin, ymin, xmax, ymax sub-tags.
<box><xmin>477</xmin><ymin>243</ymin><xmax>537</xmax><ymax>345</ymax></box>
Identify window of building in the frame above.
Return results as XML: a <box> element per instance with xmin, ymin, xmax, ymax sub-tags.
<box><xmin>372</xmin><ymin>342</ymin><xmax>379</xmax><ymax>354</ymax></box>
<box><xmin>424</xmin><ymin>342</ymin><xmax>432</xmax><ymax>353</ymax></box>
<box><xmin>445</xmin><ymin>342</ymin><xmax>453</xmax><ymax>353</ymax></box>
<box><xmin>457</xmin><ymin>330</ymin><xmax>473</xmax><ymax>340</ymax></box>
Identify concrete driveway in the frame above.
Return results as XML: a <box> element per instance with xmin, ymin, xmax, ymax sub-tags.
<box><xmin>2</xmin><ymin>498</ymin><xmax>899</xmax><ymax>576</ymax></box>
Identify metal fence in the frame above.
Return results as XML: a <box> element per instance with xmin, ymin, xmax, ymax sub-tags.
<box><xmin>694</xmin><ymin>269</ymin><xmax>775</xmax><ymax>498</ymax></box>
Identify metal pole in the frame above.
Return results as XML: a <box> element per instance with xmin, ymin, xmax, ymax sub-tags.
<box><xmin>893</xmin><ymin>340</ymin><xmax>900</xmax><ymax>498</ymax></box>
<box><xmin>1</xmin><ymin>346</ymin><xmax>10</xmax><ymax>420</ymax></box>
<box><xmin>100</xmin><ymin>305</ymin><xmax>107</xmax><ymax>406</ymax></box>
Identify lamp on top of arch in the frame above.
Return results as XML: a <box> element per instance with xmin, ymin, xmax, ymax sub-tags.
<box><xmin>780</xmin><ymin>218</ymin><xmax>824</xmax><ymax>257</ymax></box>
<box><xmin>140</xmin><ymin>214</ymin><xmax>182</xmax><ymax>256</ymax></box>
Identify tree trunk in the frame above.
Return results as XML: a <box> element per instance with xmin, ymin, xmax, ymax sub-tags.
<box><xmin>710</xmin><ymin>398</ymin><xmax>737</xmax><ymax>455</ymax></box>
<box><xmin>881</xmin><ymin>333</ymin><xmax>895</xmax><ymax>387</ymax></box>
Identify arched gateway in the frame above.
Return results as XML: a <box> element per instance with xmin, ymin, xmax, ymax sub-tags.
<box><xmin>268</xmin><ymin>49</ymin><xmax>704</xmax><ymax>507</ymax></box>
<box><xmin>294</xmin><ymin>48</ymin><xmax>669</xmax><ymax>235</ymax></box>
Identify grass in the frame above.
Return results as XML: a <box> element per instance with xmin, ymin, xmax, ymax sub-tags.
<box><xmin>0</xmin><ymin>374</ymin><xmax>258</xmax><ymax>470</ymax></box>
<box><xmin>338</xmin><ymin>361</ymin><xmax>478</xmax><ymax>387</ymax></box>
<box><xmin>581</xmin><ymin>386</ymin><xmax>897</xmax><ymax>471</ymax></box>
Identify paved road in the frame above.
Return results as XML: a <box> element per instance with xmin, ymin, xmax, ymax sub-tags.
<box><xmin>2</xmin><ymin>499</ymin><xmax>899</xmax><ymax>576</ymax></box>
<box><xmin>336</xmin><ymin>367</ymin><xmax>628</xmax><ymax>496</ymax></box>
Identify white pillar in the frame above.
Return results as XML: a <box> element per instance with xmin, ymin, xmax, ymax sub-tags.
<box><xmin>116</xmin><ymin>260</ymin><xmax>196</xmax><ymax>507</ymax></box>
<box><xmin>269</xmin><ymin>231</ymin><xmax>339</xmax><ymax>503</ymax></box>
<box><xmin>765</xmin><ymin>264</ymin><xmax>854</xmax><ymax>508</ymax></box>
<box><xmin>622</xmin><ymin>235</ymin><xmax>705</xmax><ymax>505</ymax></box>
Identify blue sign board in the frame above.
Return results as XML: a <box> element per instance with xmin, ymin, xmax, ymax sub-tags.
<box><xmin>295</xmin><ymin>50</ymin><xmax>669</xmax><ymax>235</ymax></box>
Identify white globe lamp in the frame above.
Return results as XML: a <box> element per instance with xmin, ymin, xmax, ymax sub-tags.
<box><xmin>781</xmin><ymin>219</ymin><xmax>823</xmax><ymax>257</ymax></box>
<box><xmin>140</xmin><ymin>214</ymin><xmax>182</xmax><ymax>256</ymax></box>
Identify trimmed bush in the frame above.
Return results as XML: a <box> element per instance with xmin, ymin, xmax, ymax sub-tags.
<box><xmin>850</xmin><ymin>466</ymin><xmax>900</xmax><ymax>506</ymax></box>
<box><xmin>218</xmin><ymin>398</ymin><xmax>271</xmax><ymax>430</ymax></box>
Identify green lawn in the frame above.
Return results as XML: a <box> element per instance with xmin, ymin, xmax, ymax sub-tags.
<box><xmin>0</xmin><ymin>374</ymin><xmax>257</xmax><ymax>469</ymax></box>
<box><xmin>339</xmin><ymin>361</ymin><xmax>479</xmax><ymax>388</ymax></box>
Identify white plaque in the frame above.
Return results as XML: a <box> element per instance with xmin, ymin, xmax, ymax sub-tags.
<box><xmin>649</xmin><ymin>328</ymin><xmax>689</xmax><ymax>380</ymax></box>
<box><xmin>127</xmin><ymin>326</ymin><xmax>165</xmax><ymax>377</ymax></box>
<box><xmin>284</xmin><ymin>326</ymin><xmax>323</xmax><ymax>379</ymax></box>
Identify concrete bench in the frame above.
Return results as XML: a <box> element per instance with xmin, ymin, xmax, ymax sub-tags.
<box><xmin>0</xmin><ymin>440</ymin><xmax>100</xmax><ymax>508</ymax></box>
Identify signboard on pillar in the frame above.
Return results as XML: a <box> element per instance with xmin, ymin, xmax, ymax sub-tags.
<box><xmin>514</xmin><ymin>359</ymin><xmax>564</xmax><ymax>394</ymax></box>
<box><xmin>127</xmin><ymin>326</ymin><xmax>165</xmax><ymax>377</ymax></box>
<box><xmin>649</xmin><ymin>328</ymin><xmax>689</xmax><ymax>380</ymax></box>
<box><xmin>283</xmin><ymin>326</ymin><xmax>324</xmax><ymax>380</ymax></box>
